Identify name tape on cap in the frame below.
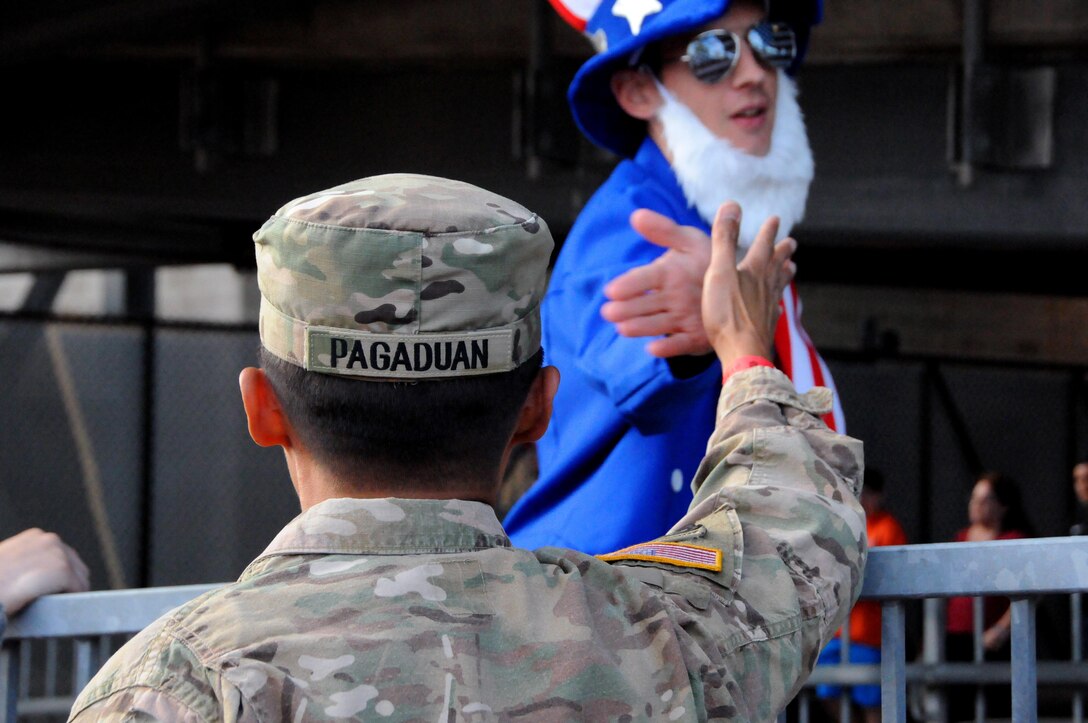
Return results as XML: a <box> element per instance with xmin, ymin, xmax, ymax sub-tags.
<box><xmin>306</xmin><ymin>328</ymin><xmax>515</xmax><ymax>378</ymax></box>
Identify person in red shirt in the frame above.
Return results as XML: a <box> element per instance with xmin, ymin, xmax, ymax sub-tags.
<box><xmin>945</xmin><ymin>471</ymin><xmax>1032</xmax><ymax>721</ymax></box>
<box><xmin>815</xmin><ymin>469</ymin><xmax>906</xmax><ymax>723</ymax></box>
<box><xmin>1072</xmin><ymin>461</ymin><xmax>1088</xmax><ymax>535</ymax></box>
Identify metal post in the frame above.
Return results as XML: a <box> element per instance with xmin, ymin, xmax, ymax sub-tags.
<box><xmin>19</xmin><ymin>272</ymin><xmax>66</xmax><ymax>313</ymax></box>
<box><xmin>957</xmin><ymin>0</ymin><xmax>985</xmax><ymax>186</ymax></box>
<box><xmin>797</xmin><ymin>689</ymin><xmax>810</xmax><ymax>723</ymax></box>
<box><xmin>919</xmin><ymin>363</ymin><xmax>933</xmax><ymax>543</ymax></box>
<box><xmin>17</xmin><ymin>642</ymin><xmax>29</xmax><ymax>699</ymax></box>
<box><xmin>0</xmin><ymin>643</ymin><xmax>21</xmax><ymax>723</ymax></box>
<box><xmin>1074</xmin><ymin>592</ymin><xmax>1084</xmax><ymax>723</ymax></box>
<box><xmin>972</xmin><ymin>596</ymin><xmax>985</xmax><ymax>722</ymax></box>
<box><xmin>1010</xmin><ymin>598</ymin><xmax>1038</xmax><ymax>723</ymax></box>
<box><xmin>524</xmin><ymin>0</ymin><xmax>551</xmax><ymax>180</ymax></box>
<box><xmin>922</xmin><ymin>598</ymin><xmax>948</xmax><ymax>723</ymax></box>
<box><xmin>72</xmin><ymin>639</ymin><xmax>94</xmax><ymax>693</ymax></box>
<box><xmin>44</xmin><ymin>639</ymin><xmax>58</xmax><ymax>697</ymax></box>
<box><xmin>881</xmin><ymin>601</ymin><xmax>907</xmax><ymax>723</ymax></box>
<box><xmin>126</xmin><ymin>269</ymin><xmax>156</xmax><ymax>588</ymax></box>
<box><xmin>98</xmin><ymin>635</ymin><xmax>111</xmax><ymax>677</ymax></box>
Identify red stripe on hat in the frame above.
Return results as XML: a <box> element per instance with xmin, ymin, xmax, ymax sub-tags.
<box><xmin>547</xmin><ymin>0</ymin><xmax>589</xmax><ymax>31</ymax></box>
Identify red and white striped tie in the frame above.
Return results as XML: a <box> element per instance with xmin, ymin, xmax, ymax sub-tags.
<box><xmin>774</xmin><ymin>282</ymin><xmax>845</xmax><ymax>431</ymax></box>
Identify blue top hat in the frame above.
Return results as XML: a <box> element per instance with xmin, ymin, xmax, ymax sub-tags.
<box><xmin>561</xmin><ymin>0</ymin><xmax>822</xmax><ymax>158</ymax></box>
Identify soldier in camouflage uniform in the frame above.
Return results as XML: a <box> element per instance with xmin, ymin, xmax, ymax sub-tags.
<box><xmin>69</xmin><ymin>174</ymin><xmax>866</xmax><ymax>722</ymax></box>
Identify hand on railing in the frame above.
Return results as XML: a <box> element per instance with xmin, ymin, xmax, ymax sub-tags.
<box><xmin>0</xmin><ymin>528</ymin><xmax>89</xmax><ymax>616</ymax></box>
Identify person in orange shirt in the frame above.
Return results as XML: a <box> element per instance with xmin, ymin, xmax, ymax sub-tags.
<box><xmin>815</xmin><ymin>468</ymin><xmax>906</xmax><ymax>723</ymax></box>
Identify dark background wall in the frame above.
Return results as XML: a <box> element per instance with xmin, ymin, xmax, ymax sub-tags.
<box><xmin>1</xmin><ymin>317</ymin><xmax>1083</xmax><ymax>593</ymax></box>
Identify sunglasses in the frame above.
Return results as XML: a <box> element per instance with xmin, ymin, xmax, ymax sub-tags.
<box><xmin>674</xmin><ymin>22</ymin><xmax>797</xmax><ymax>84</ymax></box>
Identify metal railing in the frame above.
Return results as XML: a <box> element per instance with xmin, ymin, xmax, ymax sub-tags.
<box><xmin>800</xmin><ymin>536</ymin><xmax>1088</xmax><ymax>723</ymax></box>
<box><xmin>1</xmin><ymin>584</ymin><xmax>220</xmax><ymax>722</ymax></box>
<box><xmin>3</xmin><ymin>539</ymin><xmax>1088</xmax><ymax>722</ymax></box>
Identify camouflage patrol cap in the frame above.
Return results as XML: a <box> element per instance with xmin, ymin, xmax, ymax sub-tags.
<box><xmin>254</xmin><ymin>174</ymin><xmax>552</xmax><ymax>379</ymax></box>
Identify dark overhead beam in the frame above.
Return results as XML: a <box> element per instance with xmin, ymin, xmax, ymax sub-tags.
<box><xmin>0</xmin><ymin>208</ymin><xmax>256</xmax><ymax>271</ymax></box>
<box><xmin>0</xmin><ymin>0</ymin><xmax>246</xmax><ymax>64</ymax></box>
<box><xmin>5</xmin><ymin>0</ymin><xmax>1087</xmax><ymax>68</ymax></box>
<box><xmin>0</xmin><ymin>244</ymin><xmax>186</xmax><ymax>273</ymax></box>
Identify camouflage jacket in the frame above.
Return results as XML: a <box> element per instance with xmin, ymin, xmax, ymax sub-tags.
<box><xmin>69</xmin><ymin>367</ymin><xmax>866</xmax><ymax>722</ymax></box>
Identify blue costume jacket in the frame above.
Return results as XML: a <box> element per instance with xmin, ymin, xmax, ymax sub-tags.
<box><xmin>505</xmin><ymin>138</ymin><xmax>844</xmax><ymax>554</ymax></box>
<box><xmin>504</xmin><ymin>140</ymin><xmax>722</xmax><ymax>554</ymax></box>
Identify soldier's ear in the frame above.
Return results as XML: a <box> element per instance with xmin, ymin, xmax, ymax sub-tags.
<box><xmin>510</xmin><ymin>365</ymin><xmax>560</xmax><ymax>446</ymax></box>
<box><xmin>239</xmin><ymin>367</ymin><xmax>292</xmax><ymax>449</ymax></box>
<box><xmin>612</xmin><ymin>67</ymin><xmax>663</xmax><ymax>121</ymax></box>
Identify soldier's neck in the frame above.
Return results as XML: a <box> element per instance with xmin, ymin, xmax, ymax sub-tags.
<box><xmin>286</xmin><ymin>450</ymin><xmax>500</xmax><ymax>511</ymax></box>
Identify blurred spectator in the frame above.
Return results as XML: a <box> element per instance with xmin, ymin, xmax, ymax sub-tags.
<box><xmin>0</xmin><ymin>528</ymin><xmax>89</xmax><ymax>637</ymax></box>
<box><xmin>945</xmin><ymin>471</ymin><xmax>1032</xmax><ymax>721</ymax></box>
<box><xmin>815</xmin><ymin>468</ymin><xmax>906</xmax><ymax>723</ymax></box>
<box><xmin>1071</xmin><ymin>461</ymin><xmax>1088</xmax><ymax>535</ymax></box>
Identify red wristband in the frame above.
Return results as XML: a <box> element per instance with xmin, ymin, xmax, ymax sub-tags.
<box><xmin>722</xmin><ymin>355</ymin><xmax>774</xmax><ymax>383</ymax></box>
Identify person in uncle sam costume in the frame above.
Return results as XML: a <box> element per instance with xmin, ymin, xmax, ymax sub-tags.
<box><xmin>504</xmin><ymin>0</ymin><xmax>845</xmax><ymax>556</ymax></box>
<box><xmin>68</xmin><ymin>174</ymin><xmax>865</xmax><ymax>721</ymax></box>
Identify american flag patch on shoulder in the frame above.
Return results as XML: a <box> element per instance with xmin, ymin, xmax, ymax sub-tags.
<box><xmin>597</xmin><ymin>541</ymin><xmax>722</xmax><ymax>572</ymax></box>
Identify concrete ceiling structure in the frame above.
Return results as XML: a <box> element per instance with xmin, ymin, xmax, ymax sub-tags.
<box><xmin>1</xmin><ymin>0</ymin><xmax>1087</xmax><ymax>298</ymax></box>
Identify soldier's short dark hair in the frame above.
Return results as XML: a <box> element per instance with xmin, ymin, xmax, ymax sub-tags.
<box><xmin>259</xmin><ymin>346</ymin><xmax>544</xmax><ymax>491</ymax></box>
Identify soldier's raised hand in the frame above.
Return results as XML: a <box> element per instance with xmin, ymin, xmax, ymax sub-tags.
<box><xmin>702</xmin><ymin>202</ymin><xmax>796</xmax><ymax>366</ymax></box>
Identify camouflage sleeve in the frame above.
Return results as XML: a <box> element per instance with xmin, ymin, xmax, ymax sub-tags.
<box><xmin>610</xmin><ymin>365</ymin><xmax>866</xmax><ymax>720</ymax></box>
<box><xmin>68</xmin><ymin>615</ymin><xmax>224</xmax><ymax>723</ymax></box>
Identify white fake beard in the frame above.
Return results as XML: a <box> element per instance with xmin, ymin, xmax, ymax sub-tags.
<box><xmin>655</xmin><ymin>71</ymin><xmax>814</xmax><ymax>248</ymax></box>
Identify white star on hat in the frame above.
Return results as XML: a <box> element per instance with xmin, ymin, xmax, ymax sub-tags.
<box><xmin>611</xmin><ymin>0</ymin><xmax>663</xmax><ymax>35</ymax></box>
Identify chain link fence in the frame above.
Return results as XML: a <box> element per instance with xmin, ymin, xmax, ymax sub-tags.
<box><xmin>0</xmin><ymin>313</ymin><xmax>295</xmax><ymax>593</ymax></box>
